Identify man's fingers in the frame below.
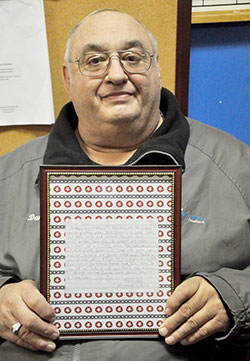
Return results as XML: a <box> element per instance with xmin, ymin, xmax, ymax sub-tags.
<box><xmin>180</xmin><ymin>318</ymin><xmax>227</xmax><ymax>345</ymax></box>
<box><xmin>5</xmin><ymin>283</ymin><xmax>59</xmax><ymax>339</ymax></box>
<box><xmin>0</xmin><ymin>280</ymin><xmax>60</xmax><ymax>352</ymax></box>
<box><xmin>159</xmin><ymin>276</ymin><xmax>230</xmax><ymax>345</ymax></box>
<box><xmin>20</xmin><ymin>282</ymin><xmax>56</xmax><ymax>323</ymax></box>
<box><xmin>8</xmin><ymin>328</ymin><xmax>56</xmax><ymax>352</ymax></box>
<box><xmin>161</xmin><ymin>305</ymin><xmax>229</xmax><ymax>345</ymax></box>
<box><xmin>162</xmin><ymin>291</ymin><xmax>206</xmax><ymax>336</ymax></box>
<box><xmin>0</xmin><ymin>314</ymin><xmax>57</xmax><ymax>353</ymax></box>
<box><xmin>17</xmin><ymin>326</ymin><xmax>57</xmax><ymax>352</ymax></box>
<box><xmin>160</xmin><ymin>304</ymin><xmax>213</xmax><ymax>344</ymax></box>
<box><xmin>165</xmin><ymin>277</ymin><xmax>210</xmax><ymax>315</ymax></box>
<box><xmin>2</xmin><ymin>301</ymin><xmax>59</xmax><ymax>341</ymax></box>
<box><xmin>12</xmin><ymin>304</ymin><xmax>59</xmax><ymax>340</ymax></box>
<box><xmin>9</xmin><ymin>333</ymin><xmax>38</xmax><ymax>352</ymax></box>
<box><xmin>5</xmin><ymin>281</ymin><xmax>59</xmax><ymax>339</ymax></box>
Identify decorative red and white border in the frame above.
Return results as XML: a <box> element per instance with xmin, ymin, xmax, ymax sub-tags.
<box><xmin>40</xmin><ymin>166</ymin><xmax>181</xmax><ymax>339</ymax></box>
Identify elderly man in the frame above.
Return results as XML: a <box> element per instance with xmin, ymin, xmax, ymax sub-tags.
<box><xmin>0</xmin><ymin>9</ymin><xmax>250</xmax><ymax>361</ymax></box>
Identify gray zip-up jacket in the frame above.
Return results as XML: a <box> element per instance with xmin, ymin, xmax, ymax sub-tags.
<box><xmin>1</xmin><ymin>89</ymin><xmax>250</xmax><ymax>360</ymax></box>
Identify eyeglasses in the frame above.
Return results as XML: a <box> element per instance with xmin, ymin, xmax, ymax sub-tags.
<box><xmin>69</xmin><ymin>49</ymin><xmax>155</xmax><ymax>77</ymax></box>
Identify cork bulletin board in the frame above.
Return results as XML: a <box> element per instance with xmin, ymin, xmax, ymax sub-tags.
<box><xmin>0</xmin><ymin>0</ymin><xmax>190</xmax><ymax>156</ymax></box>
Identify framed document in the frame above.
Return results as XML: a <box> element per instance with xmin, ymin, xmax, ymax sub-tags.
<box><xmin>40</xmin><ymin>165</ymin><xmax>181</xmax><ymax>339</ymax></box>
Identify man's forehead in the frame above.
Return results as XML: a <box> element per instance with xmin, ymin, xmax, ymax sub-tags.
<box><xmin>79</xmin><ymin>40</ymin><xmax>148</xmax><ymax>56</ymax></box>
<box><xmin>72</xmin><ymin>11</ymin><xmax>153</xmax><ymax>53</ymax></box>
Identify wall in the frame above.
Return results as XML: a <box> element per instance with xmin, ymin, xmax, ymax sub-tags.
<box><xmin>0</xmin><ymin>0</ymin><xmax>179</xmax><ymax>155</ymax></box>
<box><xmin>188</xmin><ymin>21</ymin><xmax>250</xmax><ymax>146</ymax></box>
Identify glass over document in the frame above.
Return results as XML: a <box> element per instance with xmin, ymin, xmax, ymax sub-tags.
<box><xmin>40</xmin><ymin>166</ymin><xmax>181</xmax><ymax>339</ymax></box>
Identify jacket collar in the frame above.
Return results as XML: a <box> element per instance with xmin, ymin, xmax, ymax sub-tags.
<box><xmin>43</xmin><ymin>87</ymin><xmax>190</xmax><ymax>170</ymax></box>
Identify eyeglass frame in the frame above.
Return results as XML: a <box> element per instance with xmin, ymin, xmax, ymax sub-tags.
<box><xmin>68</xmin><ymin>49</ymin><xmax>156</xmax><ymax>77</ymax></box>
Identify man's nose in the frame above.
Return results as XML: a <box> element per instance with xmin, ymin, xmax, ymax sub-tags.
<box><xmin>105</xmin><ymin>56</ymin><xmax>128</xmax><ymax>84</ymax></box>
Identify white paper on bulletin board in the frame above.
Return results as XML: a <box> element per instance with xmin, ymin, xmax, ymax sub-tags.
<box><xmin>192</xmin><ymin>0</ymin><xmax>250</xmax><ymax>12</ymax></box>
<box><xmin>0</xmin><ymin>0</ymin><xmax>54</xmax><ymax>125</ymax></box>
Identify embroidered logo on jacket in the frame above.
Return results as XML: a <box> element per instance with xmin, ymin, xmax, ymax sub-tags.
<box><xmin>181</xmin><ymin>209</ymin><xmax>205</xmax><ymax>224</ymax></box>
<box><xmin>27</xmin><ymin>213</ymin><xmax>40</xmax><ymax>221</ymax></box>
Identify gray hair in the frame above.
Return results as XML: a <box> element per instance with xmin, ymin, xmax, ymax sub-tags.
<box><xmin>64</xmin><ymin>8</ymin><xmax>158</xmax><ymax>62</ymax></box>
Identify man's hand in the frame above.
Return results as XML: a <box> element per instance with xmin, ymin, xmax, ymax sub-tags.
<box><xmin>159</xmin><ymin>276</ymin><xmax>230</xmax><ymax>346</ymax></box>
<box><xmin>0</xmin><ymin>280</ymin><xmax>60</xmax><ymax>352</ymax></box>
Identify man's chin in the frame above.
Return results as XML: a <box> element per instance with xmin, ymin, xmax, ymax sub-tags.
<box><xmin>107</xmin><ymin>113</ymin><xmax>140</xmax><ymax>124</ymax></box>
<box><xmin>101</xmin><ymin>105</ymin><xmax>141</xmax><ymax>123</ymax></box>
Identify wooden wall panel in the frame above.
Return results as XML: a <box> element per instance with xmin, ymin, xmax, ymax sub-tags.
<box><xmin>0</xmin><ymin>0</ymin><xmax>184</xmax><ymax>156</ymax></box>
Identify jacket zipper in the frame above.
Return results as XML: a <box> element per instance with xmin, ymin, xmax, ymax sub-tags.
<box><xmin>72</xmin><ymin>343</ymin><xmax>81</xmax><ymax>361</ymax></box>
<box><xmin>128</xmin><ymin>150</ymin><xmax>179</xmax><ymax>166</ymax></box>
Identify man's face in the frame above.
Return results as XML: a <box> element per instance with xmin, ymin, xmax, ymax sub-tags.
<box><xmin>63</xmin><ymin>11</ymin><xmax>162</xmax><ymax>148</ymax></box>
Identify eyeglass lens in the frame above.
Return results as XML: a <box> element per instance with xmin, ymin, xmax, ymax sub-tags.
<box><xmin>79</xmin><ymin>51</ymin><xmax>151</xmax><ymax>76</ymax></box>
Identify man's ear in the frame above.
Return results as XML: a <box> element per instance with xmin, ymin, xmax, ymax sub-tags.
<box><xmin>156</xmin><ymin>55</ymin><xmax>162</xmax><ymax>85</ymax></box>
<box><xmin>62</xmin><ymin>64</ymin><xmax>71</xmax><ymax>93</ymax></box>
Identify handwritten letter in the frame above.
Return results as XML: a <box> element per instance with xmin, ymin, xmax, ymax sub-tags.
<box><xmin>65</xmin><ymin>219</ymin><xmax>159</xmax><ymax>292</ymax></box>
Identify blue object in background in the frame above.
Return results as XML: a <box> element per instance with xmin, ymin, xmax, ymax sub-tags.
<box><xmin>188</xmin><ymin>22</ymin><xmax>250</xmax><ymax>146</ymax></box>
